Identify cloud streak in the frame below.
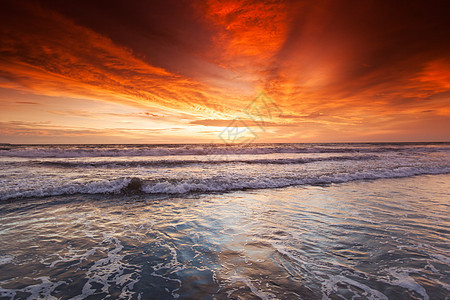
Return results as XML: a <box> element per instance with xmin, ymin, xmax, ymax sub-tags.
<box><xmin>0</xmin><ymin>1</ymin><xmax>239</xmax><ymax>119</ymax></box>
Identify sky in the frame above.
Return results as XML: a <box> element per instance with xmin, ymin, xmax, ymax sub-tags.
<box><xmin>0</xmin><ymin>0</ymin><xmax>449</xmax><ymax>144</ymax></box>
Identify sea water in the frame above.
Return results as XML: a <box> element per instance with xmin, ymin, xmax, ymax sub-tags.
<box><xmin>0</xmin><ymin>143</ymin><xmax>449</xmax><ymax>299</ymax></box>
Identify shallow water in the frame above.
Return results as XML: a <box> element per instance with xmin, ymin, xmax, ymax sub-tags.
<box><xmin>1</xmin><ymin>174</ymin><xmax>449</xmax><ymax>299</ymax></box>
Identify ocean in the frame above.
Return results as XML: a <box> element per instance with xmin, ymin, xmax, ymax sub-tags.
<box><xmin>0</xmin><ymin>143</ymin><xmax>449</xmax><ymax>299</ymax></box>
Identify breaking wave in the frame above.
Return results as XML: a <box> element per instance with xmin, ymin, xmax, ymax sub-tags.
<box><xmin>1</xmin><ymin>165</ymin><xmax>449</xmax><ymax>201</ymax></box>
<box><xmin>1</xmin><ymin>143</ymin><xmax>449</xmax><ymax>158</ymax></box>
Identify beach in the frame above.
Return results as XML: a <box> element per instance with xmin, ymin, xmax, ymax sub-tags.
<box><xmin>2</xmin><ymin>0</ymin><xmax>449</xmax><ymax>298</ymax></box>
<box><xmin>0</xmin><ymin>143</ymin><xmax>449</xmax><ymax>299</ymax></box>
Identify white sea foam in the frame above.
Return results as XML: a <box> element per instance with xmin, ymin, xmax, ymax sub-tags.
<box><xmin>224</xmin><ymin>275</ymin><xmax>277</xmax><ymax>300</ymax></box>
<box><xmin>380</xmin><ymin>268</ymin><xmax>430</xmax><ymax>300</ymax></box>
<box><xmin>0</xmin><ymin>143</ymin><xmax>448</xmax><ymax>158</ymax></box>
<box><xmin>0</xmin><ymin>277</ymin><xmax>66</xmax><ymax>300</ymax></box>
<box><xmin>0</xmin><ymin>255</ymin><xmax>13</xmax><ymax>265</ymax></box>
<box><xmin>322</xmin><ymin>275</ymin><xmax>388</xmax><ymax>300</ymax></box>
<box><xmin>0</xmin><ymin>178</ymin><xmax>130</xmax><ymax>201</ymax></box>
<box><xmin>150</xmin><ymin>243</ymin><xmax>184</xmax><ymax>299</ymax></box>
<box><xmin>0</xmin><ymin>164</ymin><xmax>449</xmax><ymax>201</ymax></box>
<box><xmin>69</xmin><ymin>234</ymin><xmax>141</xmax><ymax>300</ymax></box>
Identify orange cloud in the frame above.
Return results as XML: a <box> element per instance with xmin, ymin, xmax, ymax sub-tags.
<box><xmin>0</xmin><ymin>0</ymin><xmax>449</xmax><ymax>143</ymax></box>
<box><xmin>198</xmin><ymin>0</ymin><xmax>290</xmax><ymax>59</ymax></box>
<box><xmin>0</xmin><ymin>1</ymin><xmax>242</xmax><ymax>120</ymax></box>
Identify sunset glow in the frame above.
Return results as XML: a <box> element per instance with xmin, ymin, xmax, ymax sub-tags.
<box><xmin>0</xmin><ymin>0</ymin><xmax>449</xmax><ymax>143</ymax></box>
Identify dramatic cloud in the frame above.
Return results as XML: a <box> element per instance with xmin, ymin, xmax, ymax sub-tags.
<box><xmin>0</xmin><ymin>0</ymin><xmax>449</xmax><ymax>142</ymax></box>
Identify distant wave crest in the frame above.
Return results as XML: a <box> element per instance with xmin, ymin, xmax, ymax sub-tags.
<box><xmin>26</xmin><ymin>155</ymin><xmax>379</xmax><ymax>168</ymax></box>
<box><xmin>1</xmin><ymin>143</ymin><xmax>449</xmax><ymax>158</ymax></box>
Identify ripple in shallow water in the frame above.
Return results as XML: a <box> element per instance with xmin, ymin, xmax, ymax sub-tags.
<box><xmin>0</xmin><ymin>174</ymin><xmax>449</xmax><ymax>299</ymax></box>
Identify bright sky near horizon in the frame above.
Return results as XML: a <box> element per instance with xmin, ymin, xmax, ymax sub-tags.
<box><xmin>0</xmin><ymin>0</ymin><xmax>449</xmax><ymax>143</ymax></box>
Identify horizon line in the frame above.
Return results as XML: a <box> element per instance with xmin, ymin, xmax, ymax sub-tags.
<box><xmin>1</xmin><ymin>141</ymin><xmax>449</xmax><ymax>146</ymax></box>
